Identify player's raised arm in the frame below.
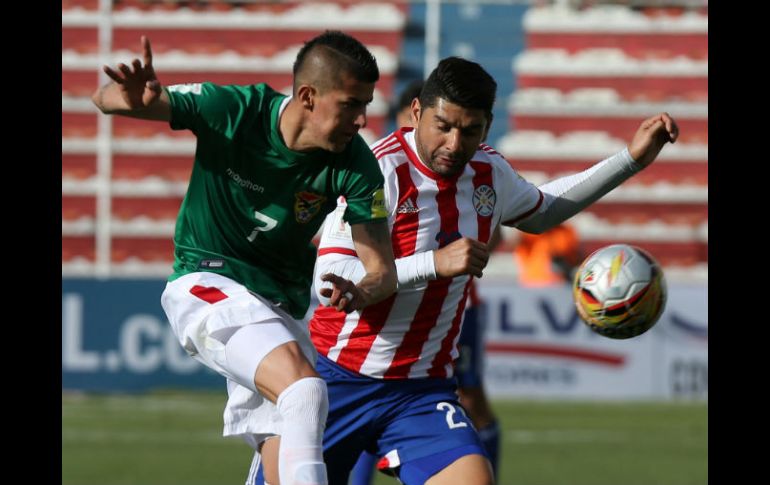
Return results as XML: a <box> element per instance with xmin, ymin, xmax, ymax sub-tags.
<box><xmin>512</xmin><ymin>113</ymin><xmax>679</xmax><ymax>234</ymax></box>
<box><xmin>91</xmin><ymin>36</ymin><xmax>171</xmax><ymax>121</ymax></box>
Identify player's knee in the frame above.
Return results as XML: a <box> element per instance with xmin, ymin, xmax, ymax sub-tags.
<box><xmin>254</xmin><ymin>340</ymin><xmax>319</xmax><ymax>401</ymax></box>
<box><xmin>276</xmin><ymin>376</ymin><xmax>329</xmax><ymax>424</ymax></box>
<box><xmin>224</xmin><ymin>321</ymin><xmax>296</xmax><ymax>394</ymax></box>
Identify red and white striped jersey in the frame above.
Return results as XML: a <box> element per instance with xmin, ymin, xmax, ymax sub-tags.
<box><xmin>309</xmin><ymin>127</ymin><xmax>543</xmax><ymax>379</ymax></box>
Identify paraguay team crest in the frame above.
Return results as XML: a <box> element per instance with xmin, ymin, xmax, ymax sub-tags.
<box><xmin>472</xmin><ymin>185</ymin><xmax>496</xmax><ymax>217</ymax></box>
<box><xmin>294</xmin><ymin>191</ymin><xmax>326</xmax><ymax>223</ymax></box>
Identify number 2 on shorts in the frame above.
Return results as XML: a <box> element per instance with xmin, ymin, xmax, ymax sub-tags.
<box><xmin>437</xmin><ymin>402</ymin><xmax>468</xmax><ymax>429</ymax></box>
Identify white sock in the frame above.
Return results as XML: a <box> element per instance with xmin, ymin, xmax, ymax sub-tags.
<box><xmin>276</xmin><ymin>377</ymin><xmax>329</xmax><ymax>485</ymax></box>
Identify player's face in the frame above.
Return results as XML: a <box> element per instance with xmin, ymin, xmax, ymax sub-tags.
<box><xmin>311</xmin><ymin>72</ymin><xmax>375</xmax><ymax>153</ymax></box>
<box><xmin>413</xmin><ymin>98</ymin><xmax>489</xmax><ymax>178</ymax></box>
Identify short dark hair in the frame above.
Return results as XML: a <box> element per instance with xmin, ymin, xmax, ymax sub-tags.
<box><xmin>389</xmin><ymin>79</ymin><xmax>424</xmax><ymax>121</ymax></box>
<box><xmin>419</xmin><ymin>57</ymin><xmax>497</xmax><ymax>120</ymax></box>
<box><xmin>293</xmin><ymin>30</ymin><xmax>379</xmax><ymax>93</ymax></box>
<box><xmin>397</xmin><ymin>80</ymin><xmax>424</xmax><ymax>111</ymax></box>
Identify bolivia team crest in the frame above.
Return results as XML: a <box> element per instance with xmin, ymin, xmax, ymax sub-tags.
<box><xmin>294</xmin><ymin>191</ymin><xmax>326</xmax><ymax>223</ymax></box>
<box><xmin>473</xmin><ymin>185</ymin><xmax>496</xmax><ymax>217</ymax></box>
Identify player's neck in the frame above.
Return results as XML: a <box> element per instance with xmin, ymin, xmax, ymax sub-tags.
<box><xmin>279</xmin><ymin>99</ymin><xmax>320</xmax><ymax>153</ymax></box>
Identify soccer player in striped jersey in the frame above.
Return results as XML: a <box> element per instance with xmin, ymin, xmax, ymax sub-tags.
<box><xmin>92</xmin><ymin>32</ymin><xmax>398</xmax><ymax>485</ymax></box>
<box><xmin>307</xmin><ymin>56</ymin><xmax>679</xmax><ymax>484</ymax></box>
<box><xmin>349</xmin><ymin>79</ymin><xmax>503</xmax><ymax>485</ymax></box>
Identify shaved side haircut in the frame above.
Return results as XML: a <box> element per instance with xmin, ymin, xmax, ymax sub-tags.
<box><xmin>293</xmin><ymin>30</ymin><xmax>380</xmax><ymax>94</ymax></box>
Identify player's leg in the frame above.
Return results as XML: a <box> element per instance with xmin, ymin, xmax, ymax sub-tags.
<box><xmin>258</xmin><ymin>437</ymin><xmax>279</xmax><ymax>484</ymax></box>
<box><xmin>388</xmin><ymin>434</ymin><xmax>494</xmax><ymax>485</ymax></box>
<box><xmin>252</xmin><ymin>340</ymin><xmax>319</xmax><ymax>401</ymax></box>
<box><xmin>457</xmin><ymin>386</ymin><xmax>500</xmax><ymax>479</ymax></box>
<box><xmin>161</xmin><ymin>272</ymin><xmax>328</xmax><ymax>485</ymax></box>
<box><xmin>246</xmin><ymin>446</ymin><xmax>271</xmax><ymax>485</ymax></box>
<box><xmin>375</xmin><ymin>379</ymin><xmax>494</xmax><ymax>485</ymax></box>
<box><xmin>252</xmin><ymin>341</ymin><xmax>328</xmax><ymax>485</ymax></box>
<box><xmin>247</xmin><ymin>357</ymin><xmax>377</xmax><ymax>485</ymax></box>
<box><xmin>424</xmin><ymin>454</ymin><xmax>494</xmax><ymax>485</ymax></box>
<box><xmin>455</xmin><ymin>304</ymin><xmax>501</xmax><ymax>478</ymax></box>
<box><xmin>316</xmin><ymin>355</ymin><xmax>391</xmax><ymax>485</ymax></box>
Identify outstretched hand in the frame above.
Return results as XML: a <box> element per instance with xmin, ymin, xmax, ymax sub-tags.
<box><xmin>319</xmin><ymin>273</ymin><xmax>367</xmax><ymax>313</ymax></box>
<box><xmin>628</xmin><ymin>112</ymin><xmax>679</xmax><ymax>168</ymax></box>
<box><xmin>102</xmin><ymin>36</ymin><xmax>162</xmax><ymax>110</ymax></box>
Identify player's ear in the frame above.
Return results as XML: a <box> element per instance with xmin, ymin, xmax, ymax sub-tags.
<box><xmin>410</xmin><ymin>97</ymin><xmax>421</xmax><ymax>125</ymax></box>
<box><xmin>297</xmin><ymin>84</ymin><xmax>316</xmax><ymax>111</ymax></box>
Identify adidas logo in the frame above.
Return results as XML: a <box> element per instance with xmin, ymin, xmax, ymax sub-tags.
<box><xmin>397</xmin><ymin>199</ymin><xmax>421</xmax><ymax>214</ymax></box>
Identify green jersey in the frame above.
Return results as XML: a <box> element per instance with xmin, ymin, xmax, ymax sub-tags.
<box><xmin>165</xmin><ymin>82</ymin><xmax>386</xmax><ymax>318</ymax></box>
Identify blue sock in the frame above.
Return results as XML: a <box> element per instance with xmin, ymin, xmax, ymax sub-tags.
<box><xmin>253</xmin><ymin>463</ymin><xmax>264</xmax><ymax>485</ymax></box>
<box><xmin>350</xmin><ymin>451</ymin><xmax>377</xmax><ymax>485</ymax></box>
<box><xmin>478</xmin><ymin>420</ymin><xmax>501</xmax><ymax>479</ymax></box>
<box><xmin>254</xmin><ymin>463</ymin><xmax>265</xmax><ymax>485</ymax></box>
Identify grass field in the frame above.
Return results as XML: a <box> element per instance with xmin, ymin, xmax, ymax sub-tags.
<box><xmin>62</xmin><ymin>391</ymin><xmax>707</xmax><ymax>485</ymax></box>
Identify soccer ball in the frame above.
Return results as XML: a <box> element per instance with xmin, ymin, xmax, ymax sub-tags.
<box><xmin>573</xmin><ymin>244</ymin><xmax>667</xmax><ymax>339</ymax></box>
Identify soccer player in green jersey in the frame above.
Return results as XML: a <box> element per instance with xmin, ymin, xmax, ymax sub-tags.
<box><xmin>92</xmin><ymin>31</ymin><xmax>397</xmax><ymax>485</ymax></box>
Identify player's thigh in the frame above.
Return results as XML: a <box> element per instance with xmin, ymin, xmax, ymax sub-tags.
<box><xmin>161</xmin><ymin>272</ymin><xmax>314</xmax><ymax>394</ymax></box>
<box><xmin>315</xmin><ymin>357</ymin><xmax>385</xmax><ymax>484</ymax></box>
<box><xmin>425</xmin><ymin>453</ymin><xmax>494</xmax><ymax>485</ymax></box>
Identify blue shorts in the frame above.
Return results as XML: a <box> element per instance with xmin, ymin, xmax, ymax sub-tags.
<box><xmin>455</xmin><ymin>304</ymin><xmax>487</xmax><ymax>389</ymax></box>
<box><xmin>318</xmin><ymin>355</ymin><xmax>488</xmax><ymax>485</ymax></box>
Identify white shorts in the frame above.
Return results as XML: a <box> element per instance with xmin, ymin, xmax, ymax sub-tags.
<box><xmin>161</xmin><ymin>272</ymin><xmax>318</xmax><ymax>446</ymax></box>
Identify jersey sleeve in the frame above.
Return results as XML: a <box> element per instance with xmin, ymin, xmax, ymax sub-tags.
<box><xmin>338</xmin><ymin>139</ymin><xmax>388</xmax><ymax>226</ymax></box>
<box><xmin>314</xmin><ymin>198</ymin><xmax>359</xmax><ymax>304</ymax></box>
<box><xmin>165</xmin><ymin>82</ymin><xmax>259</xmax><ymax>137</ymax></box>
<box><xmin>492</xmin><ymin>154</ymin><xmax>545</xmax><ymax>226</ymax></box>
<box><xmin>318</xmin><ymin>199</ymin><xmax>356</xmax><ymax>253</ymax></box>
